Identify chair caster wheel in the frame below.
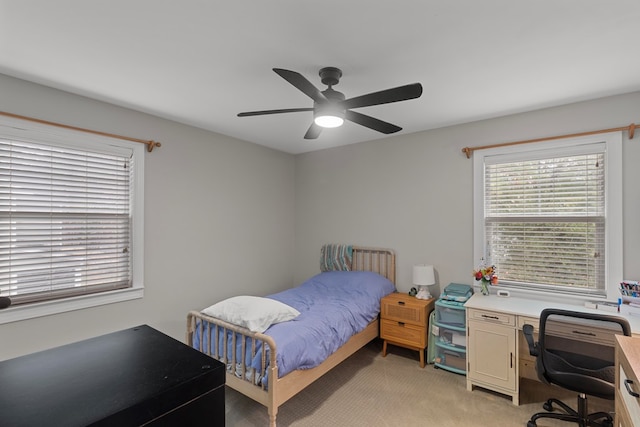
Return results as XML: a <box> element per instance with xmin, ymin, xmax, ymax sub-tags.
<box><xmin>527</xmin><ymin>421</ymin><xmax>536</xmax><ymax>427</ymax></box>
<box><xmin>543</xmin><ymin>401</ymin><xmax>553</xmax><ymax>412</ymax></box>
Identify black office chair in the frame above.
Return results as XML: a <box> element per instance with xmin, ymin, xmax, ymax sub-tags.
<box><xmin>523</xmin><ymin>308</ymin><xmax>631</xmax><ymax>427</ymax></box>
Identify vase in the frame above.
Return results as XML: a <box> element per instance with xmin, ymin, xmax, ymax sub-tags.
<box><xmin>480</xmin><ymin>280</ymin><xmax>490</xmax><ymax>296</ymax></box>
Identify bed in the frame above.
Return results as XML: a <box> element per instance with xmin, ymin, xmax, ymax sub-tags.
<box><xmin>186</xmin><ymin>246</ymin><xmax>396</xmax><ymax>427</ymax></box>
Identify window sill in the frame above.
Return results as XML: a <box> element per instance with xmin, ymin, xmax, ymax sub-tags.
<box><xmin>475</xmin><ymin>283</ymin><xmax>610</xmax><ymax>306</ymax></box>
<box><xmin>0</xmin><ymin>287</ymin><xmax>144</xmax><ymax>325</ymax></box>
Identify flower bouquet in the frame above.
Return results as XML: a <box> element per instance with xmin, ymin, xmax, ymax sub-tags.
<box><xmin>473</xmin><ymin>260</ymin><xmax>498</xmax><ymax>296</ymax></box>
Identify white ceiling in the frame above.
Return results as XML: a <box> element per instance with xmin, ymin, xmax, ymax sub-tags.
<box><xmin>1</xmin><ymin>1</ymin><xmax>639</xmax><ymax>154</ymax></box>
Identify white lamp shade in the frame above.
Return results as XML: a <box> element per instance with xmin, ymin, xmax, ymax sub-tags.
<box><xmin>413</xmin><ymin>264</ymin><xmax>435</xmax><ymax>286</ymax></box>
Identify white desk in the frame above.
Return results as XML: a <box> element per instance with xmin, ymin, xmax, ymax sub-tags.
<box><xmin>464</xmin><ymin>293</ymin><xmax>640</xmax><ymax>405</ymax></box>
<box><xmin>615</xmin><ymin>335</ymin><xmax>640</xmax><ymax>427</ymax></box>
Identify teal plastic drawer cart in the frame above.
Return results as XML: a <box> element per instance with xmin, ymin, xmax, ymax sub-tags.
<box><xmin>429</xmin><ymin>283</ymin><xmax>472</xmax><ymax>375</ymax></box>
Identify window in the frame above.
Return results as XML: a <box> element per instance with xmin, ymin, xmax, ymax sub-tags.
<box><xmin>0</xmin><ymin>116</ymin><xmax>144</xmax><ymax>323</ymax></box>
<box><xmin>473</xmin><ymin>132</ymin><xmax>622</xmax><ymax>299</ymax></box>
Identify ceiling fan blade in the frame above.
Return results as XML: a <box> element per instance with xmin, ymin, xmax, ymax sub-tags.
<box><xmin>342</xmin><ymin>83</ymin><xmax>423</xmax><ymax>110</ymax></box>
<box><xmin>273</xmin><ymin>68</ymin><xmax>328</xmax><ymax>104</ymax></box>
<box><xmin>345</xmin><ymin>110</ymin><xmax>402</xmax><ymax>134</ymax></box>
<box><xmin>238</xmin><ymin>107</ymin><xmax>313</xmax><ymax>117</ymax></box>
<box><xmin>304</xmin><ymin>123</ymin><xmax>322</xmax><ymax>139</ymax></box>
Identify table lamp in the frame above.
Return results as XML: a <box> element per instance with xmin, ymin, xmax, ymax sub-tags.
<box><xmin>413</xmin><ymin>264</ymin><xmax>435</xmax><ymax>300</ymax></box>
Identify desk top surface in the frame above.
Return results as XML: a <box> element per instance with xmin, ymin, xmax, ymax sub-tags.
<box><xmin>465</xmin><ymin>293</ymin><xmax>640</xmax><ymax>335</ymax></box>
<box><xmin>0</xmin><ymin>324</ymin><xmax>224</xmax><ymax>426</ymax></box>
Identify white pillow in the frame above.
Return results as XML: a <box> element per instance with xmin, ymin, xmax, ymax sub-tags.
<box><xmin>201</xmin><ymin>296</ymin><xmax>300</xmax><ymax>333</ymax></box>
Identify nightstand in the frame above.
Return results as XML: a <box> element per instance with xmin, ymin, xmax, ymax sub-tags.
<box><xmin>380</xmin><ymin>292</ymin><xmax>435</xmax><ymax>367</ymax></box>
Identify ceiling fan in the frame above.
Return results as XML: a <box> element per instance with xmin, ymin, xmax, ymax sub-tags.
<box><xmin>237</xmin><ymin>67</ymin><xmax>423</xmax><ymax>139</ymax></box>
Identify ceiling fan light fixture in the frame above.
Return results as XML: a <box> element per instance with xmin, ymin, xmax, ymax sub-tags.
<box><xmin>314</xmin><ymin>114</ymin><xmax>344</xmax><ymax>128</ymax></box>
<box><xmin>238</xmin><ymin>67</ymin><xmax>423</xmax><ymax>139</ymax></box>
<box><xmin>314</xmin><ymin>104</ymin><xmax>345</xmax><ymax>128</ymax></box>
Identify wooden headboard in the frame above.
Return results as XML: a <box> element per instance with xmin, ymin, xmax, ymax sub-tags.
<box><xmin>352</xmin><ymin>246</ymin><xmax>396</xmax><ymax>285</ymax></box>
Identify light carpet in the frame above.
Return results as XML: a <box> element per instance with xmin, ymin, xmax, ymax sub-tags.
<box><xmin>225</xmin><ymin>340</ymin><xmax>612</xmax><ymax>426</ymax></box>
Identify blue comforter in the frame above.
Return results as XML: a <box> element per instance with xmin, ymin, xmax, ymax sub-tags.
<box><xmin>194</xmin><ymin>271</ymin><xmax>395</xmax><ymax>381</ymax></box>
<box><xmin>265</xmin><ymin>271</ymin><xmax>396</xmax><ymax>376</ymax></box>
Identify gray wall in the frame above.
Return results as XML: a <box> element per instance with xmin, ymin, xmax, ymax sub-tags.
<box><xmin>294</xmin><ymin>92</ymin><xmax>640</xmax><ymax>294</ymax></box>
<box><xmin>0</xmin><ymin>74</ymin><xmax>296</xmax><ymax>360</ymax></box>
<box><xmin>2</xmin><ymin>72</ymin><xmax>639</xmax><ymax>361</ymax></box>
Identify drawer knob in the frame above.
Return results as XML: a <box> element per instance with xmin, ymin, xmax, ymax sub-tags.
<box><xmin>398</xmin><ymin>322</ymin><xmax>405</xmax><ymax>326</ymax></box>
<box><xmin>398</xmin><ymin>301</ymin><xmax>405</xmax><ymax>306</ymax></box>
<box><xmin>624</xmin><ymin>379</ymin><xmax>640</xmax><ymax>398</ymax></box>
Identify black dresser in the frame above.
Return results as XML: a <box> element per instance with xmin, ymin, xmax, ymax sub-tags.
<box><xmin>0</xmin><ymin>325</ymin><xmax>225</xmax><ymax>426</ymax></box>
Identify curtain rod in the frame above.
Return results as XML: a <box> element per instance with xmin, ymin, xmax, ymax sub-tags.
<box><xmin>0</xmin><ymin>111</ymin><xmax>161</xmax><ymax>152</ymax></box>
<box><xmin>461</xmin><ymin>122</ymin><xmax>637</xmax><ymax>159</ymax></box>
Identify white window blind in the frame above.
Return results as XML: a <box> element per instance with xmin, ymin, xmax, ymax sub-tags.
<box><xmin>483</xmin><ymin>148</ymin><xmax>606</xmax><ymax>294</ymax></box>
<box><xmin>0</xmin><ymin>138</ymin><xmax>133</xmax><ymax>305</ymax></box>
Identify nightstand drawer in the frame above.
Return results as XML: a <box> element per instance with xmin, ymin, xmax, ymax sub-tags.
<box><xmin>381</xmin><ymin>293</ymin><xmax>429</xmax><ymax>326</ymax></box>
<box><xmin>381</xmin><ymin>319</ymin><xmax>427</xmax><ymax>348</ymax></box>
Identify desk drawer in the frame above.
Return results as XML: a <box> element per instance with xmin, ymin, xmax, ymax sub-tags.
<box><xmin>546</xmin><ymin>318</ymin><xmax>621</xmax><ymax>347</ymax></box>
<box><xmin>468</xmin><ymin>308</ymin><xmax>515</xmax><ymax>326</ymax></box>
<box><xmin>619</xmin><ymin>364</ymin><xmax>640</xmax><ymax>425</ymax></box>
<box><xmin>381</xmin><ymin>319</ymin><xmax>427</xmax><ymax>348</ymax></box>
<box><xmin>517</xmin><ymin>316</ymin><xmax>539</xmax><ymax>332</ymax></box>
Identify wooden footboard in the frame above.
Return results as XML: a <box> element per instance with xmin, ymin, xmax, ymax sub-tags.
<box><xmin>187</xmin><ymin>311</ymin><xmax>379</xmax><ymax>427</ymax></box>
<box><xmin>186</xmin><ymin>310</ymin><xmax>278</xmax><ymax>425</ymax></box>
<box><xmin>186</xmin><ymin>246</ymin><xmax>395</xmax><ymax>426</ymax></box>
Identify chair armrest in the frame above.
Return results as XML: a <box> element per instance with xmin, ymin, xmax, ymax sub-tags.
<box><xmin>522</xmin><ymin>324</ymin><xmax>538</xmax><ymax>357</ymax></box>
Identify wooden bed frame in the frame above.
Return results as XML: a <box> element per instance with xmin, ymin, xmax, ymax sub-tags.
<box><xmin>186</xmin><ymin>246</ymin><xmax>395</xmax><ymax>427</ymax></box>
